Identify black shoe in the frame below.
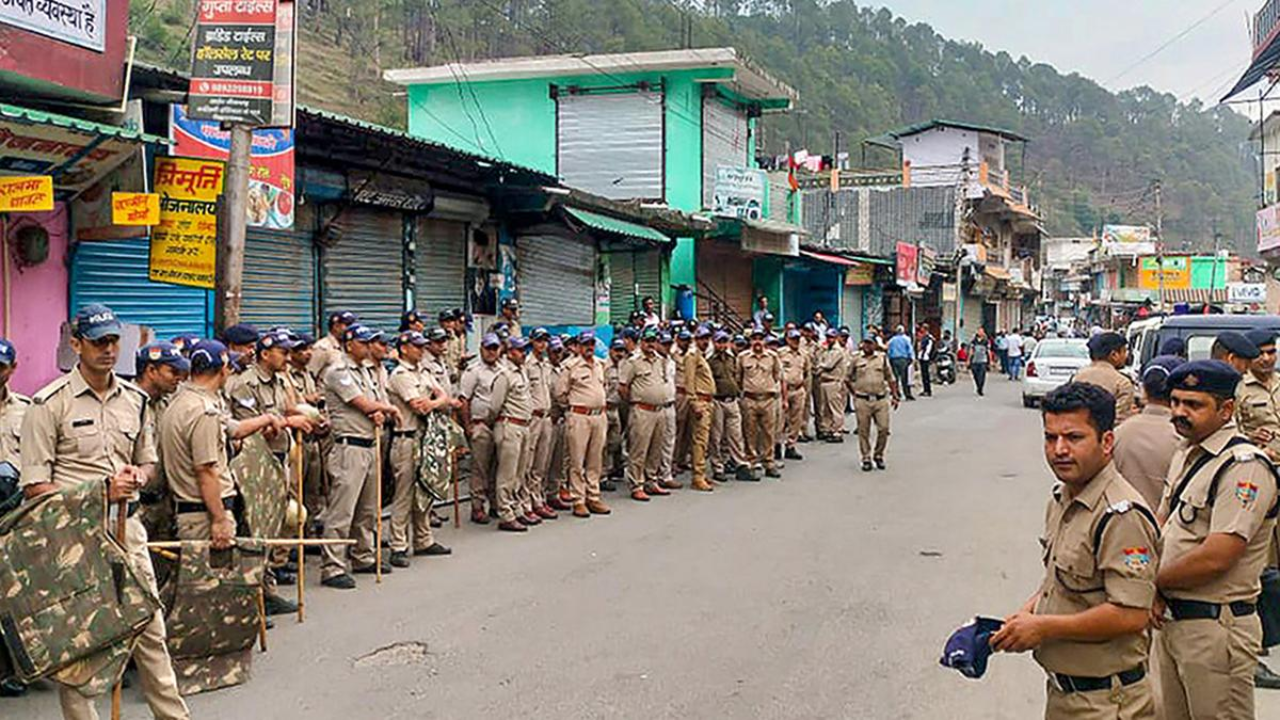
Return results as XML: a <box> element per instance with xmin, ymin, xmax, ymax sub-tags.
<box><xmin>321</xmin><ymin>573</ymin><xmax>357</xmax><ymax>589</ymax></box>
<box><xmin>0</xmin><ymin>679</ymin><xmax>27</xmax><ymax>697</ymax></box>
<box><xmin>600</xmin><ymin>479</ymin><xmax>618</xmax><ymax>492</ymax></box>
<box><xmin>265</xmin><ymin>617</ymin><xmax>275</xmax><ymax>630</ymax></box>
<box><xmin>773</xmin><ymin>446</ymin><xmax>783</xmax><ymax>460</ymax></box>
<box><xmin>263</xmin><ymin>594</ymin><xmax>298</xmax><ymax>616</ymax></box>
<box><xmin>765</xmin><ymin>468</ymin><xmax>781</xmax><ymax>479</ymax></box>
<box><xmin>826</xmin><ymin>436</ymin><xmax>844</xmax><ymax>444</ymax></box>
<box><xmin>904</xmin><ymin>396</ymin><xmax>915</xmax><ymax>401</ymax></box>
<box><xmin>798</xmin><ymin>435</ymin><xmax>812</xmax><ymax>444</ymax></box>
<box><xmin>875</xmin><ymin>459</ymin><xmax>886</xmax><ymax>470</ymax></box>
<box><xmin>784</xmin><ymin>447</ymin><xmax>803</xmax><ymax>460</ymax></box>
<box><xmin>414</xmin><ymin>543</ymin><xmax>452</xmax><ymax>557</ymax></box>
<box><xmin>862</xmin><ymin>460</ymin><xmax>873</xmax><ymax>472</ymax></box>
<box><xmin>284</xmin><ymin>560</ymin><xmax>299</xmax><ymax>573</ymax></box>
<box><xmin>1257</xmin><ymin>662</ymin><xmax>1280</xmax><ymax>690</ymax></box>
<box><xmin>389</xmin><ymin>551</ymin><xmax>411</xmax><ymax>569</ymax></box>
<box><xmin>274</xmin><ymin>569</ymin><xmax>297</xmax><ymax>586</ymax></box>
<box><xmin>735</xmin><ymin>466</ymin><xmax>758</xmax><ymax>482</ymax></box>
<box><xmin>352</xmin><ymin>561</ymin><xmax>392</xmax><ymax>575</ymax></box>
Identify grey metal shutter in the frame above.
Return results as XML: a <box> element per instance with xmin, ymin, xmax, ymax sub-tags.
<box><xmin>323</xmin><ymin>207</ymin><xmax>405</xmax><ymax>333</ymax></box>
<box><xmin>242</xmin><ymin>212</ymin><xmax>317</xmax><ymax>334</ymax></box>
<box><xmin>702</xmin><ymin>96</ymin><xmax>750</xmax><ymax>208</ymax></box>
<box><xmin>70</xmin><ymin>239</ymin><xmax>212</xmax><ymax>338</ymax></box>
<box><xmin>557</xmin><ymin>90</ymin><xmax>663</xmax><ymax>200</ymax></box>
<box><xmin>634</xmin><ymin>249</ymin><xmax>663</xmax><ymax>310</ymax></box>
<box><xmin>415</xmin><ymin>218</ymin><xmax>467</xmax><ymax>319</ymax></box>
<box><xmin>518</xmin><ymin>235</ymin><xmax>595</xmax><ymax>327</ymax></box>
<box><xmin>608</xmin><ymin>252</ymin><xmax>635</xmax><ymax>326</ymax></box>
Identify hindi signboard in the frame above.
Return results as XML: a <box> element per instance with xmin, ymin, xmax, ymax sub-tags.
<box><xmin>0</xmin><ymin>0</ymin><xmax>105</xmax><ymax>52</ymax></box>
<box><xmin>0</xmin><ymin>175</ymin><xmax>53</xmax><ymax>211</ymax></box>
<box><xmin>712</xmin><ymin>166</ymin><xmax>766</xmax><ymax>220</ymax></box>
<box><xmin>188</xmin><ymin>0</ymin><xmax>277</xmax><ymax>125</ymax></box>
<box><xmin>1138</xmin><ymin>256</ymin><xmax>1191</xmax><ymax>291</ymax></box>
<box><xmin>111</xmin><ymin>192</ymin><xmax>160</xmax><ymax>226</ymax></box>
<box><xmin>149</xmin><ymin>157</ymin><xmax>224</xmax><ymax>289</ymax></box>
<box><xmin>172</xmin><ymin>105</ymin><xmax>294</xmax><ymax>228</ymax></box>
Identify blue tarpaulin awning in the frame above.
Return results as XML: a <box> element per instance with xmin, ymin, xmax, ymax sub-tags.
<box><xmin>1223</xmin><ymin>35</ymin><xmax>1280</xmax><ymax>101</ymax></box>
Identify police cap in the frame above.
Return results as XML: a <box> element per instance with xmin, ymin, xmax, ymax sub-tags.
<box><xmin>0</xmin><ymin>338</ymin><xmax>14</xmax><ymax>366</ymax></box>
<box><xmin>189</xmin><ymin>340</ymin><xmax>230</xmax><ymax>373</ymax></box>
<box><xmin>136</xmin><ymin>342</ymin><xmax>190</xmax><ymax>373</ymax></box>
<box><xmin>74</xmin><ymin>303</ymin><xmax>123</xmax><ymax>340</ymax></box>
<box><xmin>425</xmin><ymin>328</ymin><xmax>449</xmax><ymax>344</ymax></box>
<box><xmin>221</xmin><ymin>324</ymin><xmax>260</xmax><ymax>346</ymax></box>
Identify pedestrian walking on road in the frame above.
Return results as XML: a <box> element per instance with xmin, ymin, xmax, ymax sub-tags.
<box><xmin>994</xmin><ymin>330</ymin><xmax>1009</xmax><ymax>376</ymax></box>
<box><xmin>887</xmin><ymin>325</ymin><xmax>915</xmax><ymax>401</ymax></box>
<box><xmin>991</xmin><ymin>382</ymin><xmax>1160</xmax><ymax>720</ymax></box>
<box><xmin>967</xmin><ymin>330</ymin><xmax>991</xmax><ymax>396</ymax></box>
<box><xmin>1005</xmin><ymin>328</ymin><xmax>1024</xmax><ymax>381</ymax></box>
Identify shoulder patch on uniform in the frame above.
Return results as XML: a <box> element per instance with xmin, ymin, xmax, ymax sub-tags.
<box><xmin>1233</xmin><ymin>448</ymin><xmax>1263</xmax><ymax>464</ymax></box>
<box><xmin>1236</xmin><ymin>480</ymin><xmax>1260</xmax><ymax>506</ymax></box>
<box><xmin>1122</xmin><ymin>546</ymin><xmax>1151</xmax><ymax>570</ymax></box>
<box><xmin>31</xmin><ymin>375</ymin><xmax>71</xmax><ymax>404</ymax></box>
<box><xmin>1106</xmin><ymin>500</ymin><xmax>1134</xmax><ymax>515</ymax></box>
<box><xmin>234</xmin><ymin>394</ymin><xmax>257</xmax><ymax>409</ymax></box>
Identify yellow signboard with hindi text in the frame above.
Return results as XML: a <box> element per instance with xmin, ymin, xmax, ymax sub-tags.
<box><xmin>149</xmin><ymin>157</ymin><xmax>224</xmax><ymax>289</ymax></box>
<box><xmin>0</xmin><ymin>176</ymin><xmax>53</xmax><ymax>212</ymax></box>
<box><xmin>112</xmin><ymin>192</ymin><xmax>161</xmax><ymax>226</ymax></box>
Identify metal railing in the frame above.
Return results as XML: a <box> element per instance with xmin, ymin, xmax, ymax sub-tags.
<box><xmin>694</xmin><ymin>279</ymin><xmax>749</xmax><ymax>333</ymax></box>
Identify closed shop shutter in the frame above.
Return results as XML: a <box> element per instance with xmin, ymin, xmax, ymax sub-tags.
<box><xmin>961</xmin><ymin>291</ymin><xmax>986</xmax><ymax>339</ymax></box>
<box><xmin>841</xmin><ymin>284</ymin><xmax>864</xmax><ymax>331</ymax></box>
<box><xmin>635</xmin><ymin>248</ymin><xmax>664</xmax><ymax>308</ymax></box>
<box><xmin>70</xmin><ymin>239</ymin><xmax>211</xmax><ymax>338</ymax></box>
<box><xmin>518</xmin><ymin>235</ymin><xmax>595</xmax><ymax>327</ymax></box>
<box><xmin>242</xmin><ymin>214</ymin><xmax>317</xmax><ymax>334</ymax></box>
<box><xmin>415</xmin><ymin>218</ymin><xmax>467</xmax><ymax>318</ymax></box>
<box><xmin>608</xmin><ymin>252</ymin><xmax>635</xmax><ymax>326</ymax></box>
<box><xmin>696</xmin><ymin>239</ymin><xmax>753</xmax><ymax>325</ymax></box>
<box><xmin>557</xmin><ymin>90</ymin><xmax>663</xmax><ymax>200</ymax></box>
<box><xmin>702</xmin><ymin>96</ymin><xmax>750</xmax><ymax>209</ymax></box>
<box><xmin>322</xmin><ymin>207</ymin><xmax>404</xmax><ymax>333</ymax></box>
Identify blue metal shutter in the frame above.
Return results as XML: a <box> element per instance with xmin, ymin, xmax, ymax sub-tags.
<box><xmin>70</xmin><ymin>239</ymin><xmax>212</xmax><ymax>338</ymax></box>
<box><xmin>414</xmin><ymin>218</ymin><xmax>467</xmax><ymax>319</ymax></box>
<box><xmin>517</xmin><ymin>235</ymin><xmax>595</xmax><ymax>327</ymax></box>
<box><xmin>242</xmin><ymin>220</ymin><xmax>317</xmax><ymax>335</ymax></box>
<box><xmin>322</xmin><ymin>207</ymin><xmax>404</xmax><ymax>333</ymax></box>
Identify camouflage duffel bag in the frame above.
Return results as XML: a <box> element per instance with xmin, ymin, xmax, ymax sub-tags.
<box><xmin>0</xmin><ymin>481</ymin><xmax>159</xmax><ymax>687</ymax></box>
<box><xmin>164</xmin><ymin>539</ymin><xmax>267</xmax><ymax>695</ymax></box>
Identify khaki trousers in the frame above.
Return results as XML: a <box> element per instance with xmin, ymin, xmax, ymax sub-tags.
<box><xmin>566</xmin><ymin>412</ymin><xmax>606</xmax><ymax>503</ymax></box>
<box><xmin>674</xmin><ymin>393</ymin><xmax>691</xmax><ymax>469</ymax></box>
<box><xmin>59</xmin><ymin>517</ymin><xmax>190</xmax><ymax>720</ymax></box>
<box><xmin>784</xmin><ymin>387</ymin><xmax>807</xmax><ymax>447</ymax></box>
<box><xmin>493</xmin><ymin>420</ymin><xmax>533</xmax><ymax>523</ymax></box>
<box><xmin>627</xmin><ymin>405</ymin><xmax>665</xmax><ymax>490</ymax></box>
<box><xmin>710</xmin><ymin>398</ymin><xmax>747</xmax><ymax>473</ymax></box>
<box><xmin>320</xmin><ymin>442</ymin><xmax>379</xmax><ymax>579</ymax></box>
<box><xmin>468</xmin><ymin>423</ymin><xmax>495</xmax><ymax>512</ymax></box>
<box><xmin>526</xmin><ymin>415</ymin><xmax>554</xmax><ymax>507</ymax></box>
<box><xmin>1157</xmin><ymin>610</ymin><xmax>1262</xmax><ymax>720</ymax></box>
<box><xmin>659</xmin><ymin>404</ymin><xmax>677</xmax><ymax>483</ymax></box>
<box><xmin>548</xmin><ymin>417</ymin><xmax>567</xmax><ymax>496</ymax></box>
<box><xmin>742</xmin><ymin>395</ymin><xmax>778</xmax><ymax>471</ymax></box>
<box><xmin>688</xmin><ymin>399</ymin><xmax>712</xmax><ymax>482</ymax></box>
<box><xmin>1044</xmin><ymin>675</ymin><xmax>1156</xmax><ymax>720</ymax></box>
<box><xmin>854</xmin><ymin>396</ymin><xmax>891</xmax><ymax>461</ymax></box>
<box><xmin>818</xmin><ymin>381</ymin><xmax>844</xmax><ymax>435</ymax></box>
<box><xmin>605</xmin><ymin>406</ymin><xmax>624</xmax><ymax>477</ymax></box>
<box><xmin>301</xmin><ymin>437</ymin><xmax>327</xmax><ymax>526</ymax></box>
<box><xmin>389</xmin><ymin>435</ymin><xmax>433</xmax><ymax>553</ymax></box>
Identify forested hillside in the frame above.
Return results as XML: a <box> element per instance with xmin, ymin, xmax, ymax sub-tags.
<box><xmin>129</xmin><ymin>0</ymin><xmax>1259</xmax><ymax>254</ymax></box>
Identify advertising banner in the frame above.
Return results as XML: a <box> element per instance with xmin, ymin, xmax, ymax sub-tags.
<box><xmin>713</xmin><ymin>166</ymin><xmax>766</xmax><ymax>220</ymax></box>
<box><xmin>1258</xmin><ymin>204</ymin><xmax>1280</xmax><ymax>253</ymax></box>
<box><xmin>1228</xmin><ymin>282</ymin><xmax>1267</xmax><ymax>305</ymax></box>
<box><xmin>1102</xmin><ymin>224</ymin><xmax>1156</xmax><ymax>256</ymax></box>
<box><xmin>1138</xmin><ymin>256</ymin><xmax>1191</xmax><ymax>290</ymax></box>
<box><xmin>0</xmin><ymin>175</ymin><xmax>52</xmax><ymax>211</ymax></box>
<box><xmin>172</xmin><ymin>105</ymin><xmax>294</xmax><ymax>228</ymax></box>
<box><xmin>895</xmin><ymin>241</ymin><xmax>918</xmax><ymax>288</ymax></box>
<box><xmin>188</xmin><ymin>0</ymin><xmax>277</xmax><ymax>125</ymax></box>
<box><xmin>149</xmin><ymin>157</ymin><xmax>225</xmax><ymax>289</ymax></box>
<box><xmin>845</xmin><ymin>262</ymin><xmax>874</xmax><ymax>286</ymax></box>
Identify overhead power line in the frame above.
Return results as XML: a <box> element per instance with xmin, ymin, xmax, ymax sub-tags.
<box><xmin>1105</xmin><ymin>0</ymin><xmax>1241</xmax><ymax>86</ymax></box>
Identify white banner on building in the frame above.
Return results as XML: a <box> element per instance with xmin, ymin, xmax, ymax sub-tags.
<box><xmin>1228</xmin><ymin>282</ymin><xmax>1267</xmax><ymax>305</ymax></box>
<box><xmin>1258</xmin><ymin>205</ymin><xmax>1280</xmax><ymax>253</ymax></box>
<box><xmin>713</xmin><ymin>166</ymin><xmax>766</xmax><ymax>220</ymax></box>
<box><xmin>0</xmin><ymin>0</ymin><xmax>106</xmax><ymax>52</ymax></box>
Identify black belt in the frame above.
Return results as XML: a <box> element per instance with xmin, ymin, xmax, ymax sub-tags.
<box><xmin>1053</xmin><ymin>666</ymin><xmax>1145</xmax><ymax>694</ymax></box>
<box><xmin>335</xmin><ymin>436</ymin><xmax>375</xmax><ymax>448</ymax></box>
<box><xmin>174</xmin><ymin>496</ymin><xmax>236</xmax><ymax>515</ymax></box>
<box><xmin>1167</xmin><ymin>598</ymin><xmax>1257</xmax><ymax>621</ymax></box>
<box><xmin>391</xmin><ymin>430</ymin><xmax>418</xmax><ymax>439</ymax></box>
<box><xmin>855</xmin><ymin>392</ymin><xmax>886</xmax><ymax>401</ymax></box>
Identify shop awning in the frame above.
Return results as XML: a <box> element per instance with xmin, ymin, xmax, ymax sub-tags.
<box><xmin>1163</xmin><ymin>288</ymin><xmax>1229</xmax><ymax>304</ymax></box>
<box><xmin>1223</xmin><ymin>35</ymin><xmax>1280</xmax><ymax>101</ymax></box>
<box><xmin>564</xmin><ymin>206</ymin><xmax>670</xmax><ymax>245</ymax></box>
<box><xmin>800</xmin><ymin>249</ymin><xmax>861</xmax><ymax>266</ymax></box>
<box><xmin>0</xmin><ymin>103</ymin><xmax>170</xmax><ymax>196</ymax></box>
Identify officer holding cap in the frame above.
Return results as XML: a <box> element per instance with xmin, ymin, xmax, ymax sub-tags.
<box><xmin>1074</xmin><ymin>332</ymin><xmax>1137</xmax><ymax>424</ymax></box>
<box><xmin>992</xmin><ymin>381</ymin><xmax>1160</xmax><ymax>720</ymax></box>
<box><xmin>308</xmin><ymin>310</ymin><xmax>357</xmax><ymax>378</ymax></box>
<box><xmin>0</xmin><ymin>337</ymin><xmax>27</xmax><ymax>485</ymax></box>
<box><xmin>1156</xmin><ymin>359</ymin><xmax>1279</xmax><ymax>719</ymax></box>
<box><xmin>1113</xmin><ymin>355</ymin><xmax>1185</xmax><ymax>509</ymax></box>
<box><xmin>21</xmin><ymin>304</ymin><xmax>192</xmax><ymax>720</ymax></box>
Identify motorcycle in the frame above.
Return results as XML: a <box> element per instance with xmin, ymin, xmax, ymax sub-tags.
<box><xmin>935</xmin><ymin>351</ymin><xmax>957</xmax><ymax>385</ymax></box>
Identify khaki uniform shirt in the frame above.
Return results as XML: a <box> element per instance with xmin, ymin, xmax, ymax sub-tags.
<box><xmin>505</xmin><ymin>319</ymin><xmax>523</xmax><ymax>339</ymax></box>
<box><xmin>556</xmin><ymin>355</ymin><xmax>607</xmax><ymax>409</ymax></box>
<box><xmin>1073</xmin><ymin>361</ymin><xmax>1137</xmax><ymax>422</ymax></box>
<box><xmin>672</xmin><ymin>346</ymin><xmax>689</xmax><ymax>394</ymax></box>
<box><xmin>491</xmin><ymin>363</ymin><xmax>533</xmax><ymax>422</ymax></box>
<box><xmin>1235</xmin><ymin>372</ymin><xmax>1280</xmax><ymax>457</ymax></box>
<box><xmin>1112</xmin><ymin>404</ymin><xmax>1181</xmax><ymax>510</ymax></box>
<box><xmin>1159</xmin><ymin>424</ymin><xmax>1279</xmax><ymax>603</ymax></box>
<box><xmin>460</xmin><ymin>360</ymin><xmax>501</xmax><ymax>423</ymax></box>
<box><xmin>621</xmin><ymin>352</ymin><xmax>669</xmax><ymax>406</ymax></box>
<box><xmin>817</xmin><ymin>344</ymin><xmax>850</xmax><ymax>383</ymax></box>
<box><xmin>20</xmin><ymin>367</ymin><xmax>157</xmax><ymax>490</ymax></box>
<box><xmin>779</xmin><ymin>346</ymin><xmax>809</xmax><ymax>389</ymax></box>
<box><xmin>307</xmin><ymin>334</ymin><xmax>343</xmax><ymax>379</ymax></box>
<box><xmin>708</xmin><ymin>351</ymin><xmax>740</xmax><ymax>398</ymax></box>
<box><xmin>738</xmin><ymin>350</ymin><xmax>782</xmax><ymax>395</ymax></box>
<box><xmin>850</xmin><ymin>351</ymin><xmax>894</xmax><ymax>397</ymax></box>
<box><xmin>1</xmin><ymin>388</ymin><xmax>31</xmax><ymax>468</ymax></box>
<box><xmin>1033</xmin><ymin>462</ymin><xmax>1158</xmax><ymax>676</ymax></box>
<box><xmin>284</xmin><ymin>365</ymin><xmax>318</xmax><ymax>405</ymax></box>
<box><xmin>682</xmin><ymin>347</ymin><xmax>716</xmax><ymax>397</ymax></box>
<box><xmin>389</xmin><ymin>360</ymin><xmax>437</xmax><ymax>433</ymax></box>
<box><xmin>605</xmin><ymin>357</ymin><xmax>623</xmax><ymax>406</ymax></box>
<box><xmin>227</xmin><ymin>364</ymin><xmax>291</xmax><ymax>454</ymax></box>
<box><xmin>527</xmin><ymin>355</ymin><xmax>554</xmax><ymax>414</ymax></box>
<box><xmin>157</xmin><ymin>383</ymin><xmax>237</xmax><ymax>503</ymax></box>
<box><xmin>323</xmin><ymin>355</ymin><xmax>378</xmax><ymax>440</ymax></box>
<box><xmin>421</xmin><ymin>352</ymin><xmax>453</xmax><ymax>398</ymax></box>
<box><xmin>659</xmin><ymin>354</ymin><xmax>678</xmax><ymax>404</ymax></box>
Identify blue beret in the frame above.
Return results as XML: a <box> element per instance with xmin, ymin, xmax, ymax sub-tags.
<box><xmin>222</xmin><ymin>324</ymin><xmax>260</xmax><ymax>346</ymax></box>
<box><xmin>74</xmin><ymin>303</ymin><xmax>123</xmax><ymax>340</ymax></box>
<box><xmin>169</xmin><ymin>334</ymin><xmax>200</xmax><ymax>353</ymax></box>
<box><xmin>677</xmin><ymin>330</ymin><xmax>692</xmax><ymax>341</ymax></box>
<box><xmin>1215</xmin><ymin>331</ymin><xmax>1260</xmax><ymax>360</ymax></box>
<box><xmin>622</xmin><ymin>327</ymin><xmax>639</xmax><ymax>340</ymax></box>
<box><xmin>1246</xmin><ymin>329</ymin><xmax>1277</xmax><ymax>350</ymax></box>
<box><xmin>0</xmin><ymin>338</ymin><xmax>14</xmax><ymax>366</ymax></box>
<box><xmin>293</xmin><ymin>333</ymin><xmax>316</xmax><ymax>348</ymax></box>
<box><xmin>940</xmin><ymin>616</ymin><xmax>1004</xmax><ymax>679</ymax></box>
<box><xmin>1087</xmin><ymin>331</ymin><xmax>1127</xmax><ymax>357</ymax></box>
<box><xmin>732</xmin><ymin>334</ymin><xmax>747</xmax><ymax>346</ymax></box>
<box><xmin>1168</xmin><ymin>359</ymin><xmax>1241</xmax><ymax>397</ymax></box>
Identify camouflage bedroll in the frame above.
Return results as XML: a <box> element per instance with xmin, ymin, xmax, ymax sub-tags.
<box><xmin>163</xmin><ymin>539</ymin><xmax>267</xmax><ymax>695</ymax></box>
<box><xmin>233</xmin><ymin>433</ymin><xmax>288</xmax><ymax>539</ymax></box>
<box><xmin>415</xmin><ymin>412</ymin><xmax>466</xmax><ymax>505</ymax></box>
<box><xmin>0</xmin><ymin>481</ymin><xmax>159</xmax><ymax>691</ymax></box>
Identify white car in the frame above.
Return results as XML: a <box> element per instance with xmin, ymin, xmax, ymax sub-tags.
<box><xmin>1022</xmin><ymin>338</ymin><xmax>1090</xmax><ymax>408</ymax></box>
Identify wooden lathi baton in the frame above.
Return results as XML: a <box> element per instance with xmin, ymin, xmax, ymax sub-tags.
<box><xmin>375</xmin><ymin>429</ymin><xmax>383</xmax><ymax>584</ymax></box>
<box><xmin>452</xmin><ymin>448</ymin><xmax>461</xmax><ymax>529</ymax></box>
<box><xmin>292</xmin><ymin>430</ymin><xmax>305</xmax><ymax>623</ymax></box>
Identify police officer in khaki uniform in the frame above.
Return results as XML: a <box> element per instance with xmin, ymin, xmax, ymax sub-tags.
<box><xmin>708</xmin><ymin>331</ymin><xmax>750</xmax><ymax>482</ymax></box>
<box><xmin>460</xmin><ymin>334</ymin><xmax>503</xmax><ymax>524</ymax></box>
<box><xmin>308</xmin><ymin>310</ymin><xmax>357</xmax><ymax>378</ymax></box>
<box><xmin>672</xmin><ymin>329</ymin><xmax>692</xmax><ymax>474</ymax></box>
<box><xmin>134</xmin><ymin>341</ymin><xmax>187</xmax><ymax>416</ymax></box>
<box><xmin>738</xmin><ymin>328</ymin><xmax>783</xmax><ymax>479</ymax></box>
<box><xmin>500</xmin><ymin>298</ymin><xmax>523</xmax><ymax>339</ymax></box>
<box><xmin>816</xmin><ymin>328</ymin><xmax>850</xmax><ymax>442</ymax></box>
<box><xmin>621</xmin><ymin>328</ymin><xmax>670</xmax><ymax>501</ymax></box>
<box><xmin>1113</xmin><ymin>356</ymin><xmax>1185</xmax><ymax>510</ymax></box>
<box><xmin>1156</xmin><ymin>360</ymin><xmax>1280</xmax><ymax>720</ymax></box>
<box><xmin>489</xmin><ymin>336</ymin><xmax>537</xmax><ymax>531</ymax></box>
<box><xmin>386</xmin><ymin>331</ymin><xmax>455</xmax><ymax>566</ymax></box>
<box><xmin>604</xmin><ymin>338</ymin><xmax>628</xmax><ymax>484</ymax></box>
<box><xmin>555</xmin><ymin>331</ymin><xmax>611</xmax><ymax>517</ymax></box>
<box><xmin>319</xmin><ymin>325</ymin><xmax>400</xmax><ymax>589</ymax></box>
<box><xmin>779</xmin><ymin>329</ymin><xmax>809</xmax><ymax>461</ymax></box>
<box><xmin>1074</xmin><ymin>332</ymin><xmax>1137</xmax><ymax>424</ymax></box>
<box><xmin>0</xmin><ymin>338</ymin><xmax>27</xmax><ymax>472</ymax></box>
<box><xmin>683</xmin><ymin>325</ymin><xmax>717</xmax><ymax>492</ymax></box>
<box><xmin>20</xmin><ymin>305</ymin><xmax>191</xmax><ymax>720</ymax></box>
<box><xmin>524</xmin><ymin>329</ymin><xmax>561</xmax><ymax>515</ymax></box>
<box><xmin>851</xmin><ymin>335</ymin><xmax>900</xmax><ymax>472</ymax></box>
<box><xmin>655</xmin><ymin>332</ymin><xmax>682</xmax><ymax>490</ymax></box>
<box><xmin>285</xmin><ymin>333</ymin><xmax>329</xmax><ymax>530</ymax></box>
<box><xmin>992</xmin><ymin>382</ymin><xmax>1160</xmax><ymax>720</ymax></box>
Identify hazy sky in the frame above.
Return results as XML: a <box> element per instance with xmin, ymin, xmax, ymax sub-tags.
<box><xmin>870</xmin><ymin>0</ymin><xmax>1257</xmax><ymax>104</ymax></box>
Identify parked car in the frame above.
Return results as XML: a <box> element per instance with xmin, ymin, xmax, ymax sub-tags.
<box><xmin>1130</xmin><ymin>315</ymin><xmax>1280</xmax><ymax>368</ymax></box>
<box><xmin>1022</xmin><ymin>338</ymin><xmax>1090</xmax><ymax>407</ymax></box>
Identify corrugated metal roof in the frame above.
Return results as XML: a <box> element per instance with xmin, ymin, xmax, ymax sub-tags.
<box><xmin>0</xmin><ymin>103</ymin><xmax>170</xmax><ymax>145</ymax></box>
<box><xmin>880</xmin><ymin>119</ymin><xmax>1027</xmax><ymax>144</ymax></box>
<box><xmin>565</xmin><ymin>206</ymin><xmax>670</xmax><ymax>244</ymax></box>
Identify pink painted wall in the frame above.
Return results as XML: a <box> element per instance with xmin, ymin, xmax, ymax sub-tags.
<box><xmin>1</xmin><ymin>204</ymin><xmax>69</xmax><ymax>395</ymax></box>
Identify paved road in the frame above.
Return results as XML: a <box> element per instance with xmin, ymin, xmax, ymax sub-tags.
<box><xmin>15</xmin><ymin>374</ymin><xmax>1280</xmax><ymax>718</ymax></box>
